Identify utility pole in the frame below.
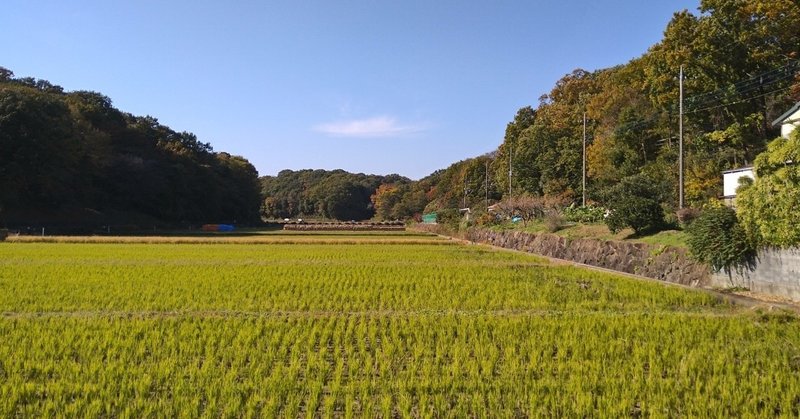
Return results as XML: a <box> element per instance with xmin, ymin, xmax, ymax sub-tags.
<box><xmin>463</xmin><ymin>177</ymin><xmax>470</xmax><ymax>209</ymax></box>
<box><xmin>679</xmin><ymin>65</ymin><xmax>684</xmax><ymax>209</ymax></box>
<box><xmin>485</xmin><ymin>159</ymin><xmax>490</xmax><ymax>210</ymax></box>
<box><xmin>582</xmin><ymin>112</ymin><xmax>587</xmax><ymax>207</ymax></box>
<box><xmin>508</xmin><ymin>143</ymin><xmax>513</xmax><ymax>197</ymax></box>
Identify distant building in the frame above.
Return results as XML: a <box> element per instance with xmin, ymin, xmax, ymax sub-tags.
<box><xmin>772</xmin><ymin>101</ymin><xmax>800</xmax><ymax>139</ymax></box>
<box><xmin>721</xmin><ymin>167</ymin><xmax>754</xmax><ymax>207</ymax></box>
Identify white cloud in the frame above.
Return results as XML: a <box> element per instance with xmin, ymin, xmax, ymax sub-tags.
<box><xmin>314</xmin><ymin>116</ymin><xmax>425</xmax><ymax>138</ymax></box>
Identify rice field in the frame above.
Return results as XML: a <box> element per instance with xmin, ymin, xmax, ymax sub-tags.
<box><xmin>1</xmin><ymin>232</ymin><xmax>799</xmax><ymax>417</ymax></box>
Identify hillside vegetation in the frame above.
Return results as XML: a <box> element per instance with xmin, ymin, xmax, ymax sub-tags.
<box><xmin>259</xmin><ymin>169</ymin><xmax>424</xmax><ymax>221</ymax></box>
<box><xmin>3</xmin><ymin>0</ymin><xmax>798</xmax><ymax>230</ymax></box>
<box><xmin>257</xmin><ymin>0</ymin><xmax>800</xmax><ymax>225</ymax></box>
<box><xmin>420</xmin><ymin>0</ymin><xmax>799</xmax><ymax>217</ymax></box>
<box><xmin>0</xmin><ymin>68</ymin><xmax>261</xmax><ymax>228</ymax></box>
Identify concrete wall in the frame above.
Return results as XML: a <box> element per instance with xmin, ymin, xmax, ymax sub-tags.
<box><xmin>711</xmin><ymin>248</ymin><xmax>800</xmax><ymax>300</ymax></box>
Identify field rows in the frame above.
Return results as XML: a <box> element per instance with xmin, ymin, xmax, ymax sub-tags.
<box><xmin>0</xmin><ymin>243</ymin><xmax>720</xmax><ymax>313</ymax></box>
<box><xmin>2</xmin><ymin>314</ymin><xmax>799</xmax><ymax>417</ymax></box>
<box><xmin>1</xmin><ymin>235</ymin><xmax>799</xmax><ymax>416</ymax></box>
<box><xmin>1</xmin><ymin>308</ymin><xmax>753</xmax><ymax>320</ymax></box>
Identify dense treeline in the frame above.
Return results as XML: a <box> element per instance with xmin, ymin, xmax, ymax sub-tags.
<box><xmin>423</xmin><ymin>0</ymin><xmax>800</xmax><ymax>216</ymax></box>
<box><xmin>0</xmin><ymin>67</ymin><xmax>262</xmax><ymax>228</ymax></box>
<box><xmin>260</xmin><ymin>169</ymin><xmax>431</xmax><ymax>221</ymax></box>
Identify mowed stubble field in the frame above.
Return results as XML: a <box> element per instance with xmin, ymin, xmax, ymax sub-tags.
<box><xmin>1</xmin><ymin>232</ymin><xmax>799</xmax><ymax>417</ymax></box>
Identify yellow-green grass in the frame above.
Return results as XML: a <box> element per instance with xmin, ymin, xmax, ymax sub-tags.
<box><xmin>1</xmin><ymin>238</ymin><xmax>798</xmax><ymax>417</ymax></box>
<box><xmin>498</xmin><ymin>221</ymin><xmax>689</xmax><ymax>248</ymax></box>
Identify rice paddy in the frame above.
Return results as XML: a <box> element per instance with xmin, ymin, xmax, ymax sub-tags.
<box><xmin>1</xmin><ymin>232</ymin><xmax>798</xmax><ymax>417</ymax></box>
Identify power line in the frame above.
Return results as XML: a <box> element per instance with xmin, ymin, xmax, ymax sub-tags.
<box><xmin>684</xmin><ymin>60</ymin><xmax>799</xmax><ymax>111</ymax></box>
<box><xmin>567</xmin><ymin>61</ymin><xmax>796</xmax><ymax>190</ymax></box>
<box><xmin>687</xmin><ymin>59</ymin><xmax>798</xmax><ymax>100</ymax></box>
<box><xmin>555</xmin><ymin>62</ymin><xmax>797</xmax><ymax>139</ymax></box>
<box><xmin>686</xmin><ymin>72</ymin><xmax>796</xmax><ymax>110</ymax></box>
<box><xmin>685</xmin><ymin>85</ymin><xmax>793</xmax><ymax>115</ymax></box>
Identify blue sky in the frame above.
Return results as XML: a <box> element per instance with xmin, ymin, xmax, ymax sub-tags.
<box><xmin>2</xmin><ymin>1</ymin><xmax>699</xmax><ymax>179</ymax></box>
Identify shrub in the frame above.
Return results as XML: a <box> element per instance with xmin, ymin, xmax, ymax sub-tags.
<box><xmin>601</xmin><ymin>174</ymin><xmax>665</xmax><ymax>235</ymax></box>
<box><xmin>493</xmin><ymin>195</ymin><xmax>569</xmax><ymax>226</ymax></box>
<box><xmin>563</xmin><ymin>204</ymin><xmax>605</xmax><ymax>223</ymax></box>
<box><xmin>436</xmin><ymin>208</ymin><xmax>462</xmax><ymax>230</ymax></box>
<box><xmin>662</xmin><ymin>211</ymin><xmax>680</xmax><ymax>230</ymax></box>
<box><xmin>475</xmin><ymin>212</ymin><xmax>500</xmax><ymax>227</ymax></box>
<box><xmin>676</xmin><ymin>207</ymin><xmax>701</xmax><ymax>227</ymax></box>
<box><xmin>686</xmin><ymin>207</ymin><xmax>755</xmax><ymax>275</ymax></box>
<box><xmin>544</xmin><ymin>211</ymin><xmax>565</xmax><ymax>233</ymax></box>
<box><xmin>736</xmin><ymin>132</ymin><xmax>800</xmax><ymax>248</ymax></box>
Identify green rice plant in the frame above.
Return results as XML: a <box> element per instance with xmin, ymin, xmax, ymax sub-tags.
<box><xmin>0</xmin><ymin>236</ymin><xmax>797</xmax><ymax>416</ymax></box>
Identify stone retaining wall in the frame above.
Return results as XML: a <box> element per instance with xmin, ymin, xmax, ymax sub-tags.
<box><xmin>415</xmin><ymin>224</ymin><xmax>800</xmax><ymax>302</ymax></box>
<box><xmin>415</xmin><ymin>224</ymin><xmax>710</xmax><ymax>287</ymax></box>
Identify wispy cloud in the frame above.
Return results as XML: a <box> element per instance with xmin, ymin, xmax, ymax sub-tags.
<box><xmin>314</xmin><ymin>116</ymin><xmax>426</xmax><ymax>138</ymax></box>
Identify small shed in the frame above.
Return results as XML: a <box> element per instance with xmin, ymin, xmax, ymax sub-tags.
<box><xmin>772</xmin><ymin>102</ymin><xmax>800</xmax><ymax>139</ymax></box>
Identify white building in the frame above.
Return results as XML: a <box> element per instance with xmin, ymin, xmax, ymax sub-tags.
<box><xmin>772</xmin><ymin>102</ymin><xmax>800</xmax><ymax>139</ymax></box>
<box><xmin>721</xmin><ymin>167</ymin><xmax>754</xmax><ymax>207</ymax></box>
<box><xmin>720</xmin><ymin>103</ymin><xmax>800</xmax><ymax>207</ymax></box>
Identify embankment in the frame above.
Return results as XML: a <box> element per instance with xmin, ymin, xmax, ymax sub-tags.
<box><xmin>414</xmin><ymin>224</ymin><xmax>710</xmax><ymax>287</ymax></box>
<box><xmin>415</xmin><ymin>224</ymin><xmax>800</xmax><ymax>303</ymax></box>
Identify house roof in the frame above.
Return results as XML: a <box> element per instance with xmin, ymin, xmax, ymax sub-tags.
<box><xmin>772</xmin><ymin>102</ymin><xmax>800</xmax><ymax>127</ymax></box>
<box><xmin>722</xmin><ymin>166</ymin><xmax>754</xmax><ymax>175</ymax></box>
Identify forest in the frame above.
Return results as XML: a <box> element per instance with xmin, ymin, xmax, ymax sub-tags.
<box><xmin>0</xmin><ymin>68</ymin><xmax>262</xmax><ymax>230</ymax></box>
<box><xmin>287</xmin><ymin>0</ymin><xmax>799</xmax><ymax>222</ymax></box>
<box><xmin>2</xmin><ymin>0</ymin><xmax>799</xmax><ymax>227</ymax></box>
<box><xmin>259</xmin><ymin>169</ymin><xmax>434</xmax><ymax>221</ymax></box>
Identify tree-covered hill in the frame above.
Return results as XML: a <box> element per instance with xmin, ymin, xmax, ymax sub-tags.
<box><xmin>421</xmin><ymin>0</ymin><xmax>800</xmax><ymax>216</ymax></box>
<box><xmin>0</xmin><ymin>68</ymin><xmax>262</xmax><ymax>229</ymax></box>
<box><xmin>5</xmin><ymin>0</ymin><xmax>798</xmax><ymax>228</ymax></box>
<box><xmin>259</xmin><ymin>169</ymin><xmax>422</xmax><ymax>221</ymax></box>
